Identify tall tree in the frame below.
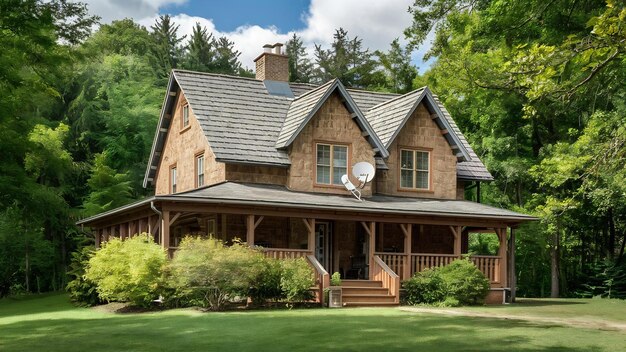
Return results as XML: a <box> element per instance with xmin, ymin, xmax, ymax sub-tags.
<box><xmin>376</xmin><ymin>39</ymin><xmax>418</xmax><ymax>93</ymax></box>
<box><xmin>150</xmin><ymin>15</ymin><xmax>186</xmax><ymax>79</ymax></box>
<box><xmin>285</xmin><ymin>33</ymin><xmax>313</xmax><ymax>83</ymax></box>
<box><xmin>212</xmin><ymin>36</ymin><xmax>246</xmax><ymax>76</ymax></box>
<box><xmin>183</xmin><ymin>22</ymin><xmax>215</xmax><ymax>72</ymax></box>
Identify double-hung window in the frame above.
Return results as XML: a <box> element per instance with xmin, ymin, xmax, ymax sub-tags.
<box><xmin>400</xmin><ymin>149</ymin><xmax>430</xmax><ymax>190</ymax></box>
<box><xmin>316</xmin><ymin>143</ymin><xmax>348</xmax><ymax>186</ymax></box>
<box><xmin>170</xmin><ymin>166</ymin><xmax>177</xmax><ymax>193</ymax></box>
<box><xmin>182</xmin><ymin>104</ymin><xmax>190</xmax><ymax>128</ymax></box>
<box><xmin>196</xmin><ymin>154</ymin><xmax>205</xmax><ymax>187</ymax></box>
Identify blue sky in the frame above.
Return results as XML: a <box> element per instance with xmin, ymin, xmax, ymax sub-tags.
<box><xmin>82</xmin><ymin>0</ymin><xmax>434</xmax><ymax>72</ymax></box>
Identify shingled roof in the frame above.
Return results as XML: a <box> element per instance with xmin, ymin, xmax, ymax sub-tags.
<box><xmin>143</xmin><ymin>70</ymin><xmax>492</xmax><ymax>187</ymax></box>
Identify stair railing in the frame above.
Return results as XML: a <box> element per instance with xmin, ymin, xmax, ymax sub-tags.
<box><xmin>372</xmin><ymin>255</ymin><xmax>400</xmax><ymax>304</ymax></box>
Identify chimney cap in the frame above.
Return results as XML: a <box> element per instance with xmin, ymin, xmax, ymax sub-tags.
<box><xmin>263</xmin><ymin>44</ymin><xmax>274</xmax><ymax>48</ymax></box>
<box><xmin>273</xmin><ymin>43</ymin><xmax>284</xmax><ymax>47</ymax></box>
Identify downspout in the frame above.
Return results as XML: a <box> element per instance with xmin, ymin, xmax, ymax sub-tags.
<box><xmin>150</xmin><ymin>201</ymin><xmax>162</xmax><ymax>244</ymax></box>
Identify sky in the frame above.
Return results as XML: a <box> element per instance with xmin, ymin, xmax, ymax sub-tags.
<box><xmin>81</xmin><ymin>0</ymin><xmax>434</xmax><ymax>72</ymax></box>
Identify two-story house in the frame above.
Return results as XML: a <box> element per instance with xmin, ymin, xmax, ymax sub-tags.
<box><xmin>77</xmin><ymin>43</ymin><xmax>535</xmax><ymax>306</ymax></box>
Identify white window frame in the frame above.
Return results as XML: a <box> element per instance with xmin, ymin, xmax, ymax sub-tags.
<box><xmin>182</xmin><ymin>104</ymin><xmax>190</xmax><ymax>128</ymax></box>
<box><xmin>196</xmin><ymin>154</ymin><xmax>205</xmax><ymax>187</ymax></box>
<box><xmin>170</xmin><ymin>166</ymin><xmax>177</xmax><ymax>193</ymax></box>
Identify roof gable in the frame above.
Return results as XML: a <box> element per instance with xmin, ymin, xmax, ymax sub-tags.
<box><xmin>275</xmin><ymin>79</ymin><xmax>389</xmax><ymax>158</ymax></box>
<box><xmin>366</xmin><ymin>87</ymin><xmax>471</xmax><ymax>162</ymax></box>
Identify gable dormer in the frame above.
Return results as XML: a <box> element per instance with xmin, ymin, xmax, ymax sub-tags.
<box><xmin>276</xmin><ymin>79</ymin><xmax>387</xmax><ymax>196</ymax></box>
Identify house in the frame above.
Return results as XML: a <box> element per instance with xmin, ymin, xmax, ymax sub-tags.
<box><xmin>77</xmin><ymin>43</ymin><xmax>535</xmax><ymax>306</ymax></box>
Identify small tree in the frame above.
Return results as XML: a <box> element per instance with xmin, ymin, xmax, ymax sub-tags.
<box><xmin>166</xmin><ymin>237</ymin><xmax>266</xmax><ymax>310</ymax></box>
<box><xmin>85</xmin><ymin>234</ymin><xmax>167</xmax><ymax>307</ymax></box>
<box><xmin>66</xmin><ymin>246</ymin><xmax>101</xmax><ymax>306</ymax></box>
<box><xmin>280</xmin><ymin>258</ymin><xmax>315</xmax><ymax>304</ymax></box>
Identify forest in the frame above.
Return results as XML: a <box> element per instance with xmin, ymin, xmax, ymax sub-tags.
<box><xmin>0</xmin><ymin>0</ymin><xmax>624</xmax><ymax>299</ymax></box>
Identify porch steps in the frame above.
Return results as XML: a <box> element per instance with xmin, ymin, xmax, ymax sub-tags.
<box><xmin>340</xmin><ymin>280</ymin><xmax>399</xmax><ymax>307</ymax></box>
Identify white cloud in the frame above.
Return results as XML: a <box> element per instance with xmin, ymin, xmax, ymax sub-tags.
<box><xmin>83</xmin><ymin>0</ymin><xmax>433</xmax><ymax>72</ymax></box>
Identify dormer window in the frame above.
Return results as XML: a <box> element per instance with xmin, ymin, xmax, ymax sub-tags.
<box><xmin>170</xmin><ymin>166</ymin><xmax>177</xmax><ymax>193</ymax></box>
<box><xmin>400</xmin><ymin>149</ymin><xmax>430</xmax><ymax>190</ymax></box>
<box><xmin>182</xmin><ymin>104</ymin><xmax>190</xmax><ymax>128</ymax></box>
<box><xmin>196</xmin><ymin>153</ymin><xmax>205</xmax><ymax>187</ymax></box>
<box><xmin>316</xmin><ymin>143</ymin><xmax>348</xmax><ymax>185</ymax></box>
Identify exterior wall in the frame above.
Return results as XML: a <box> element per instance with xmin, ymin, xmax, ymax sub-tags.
<box><xmin>225</xmin><ymin>164</ymin><xmax>288</xmax><ymax>185</ymax></box>
<box><xmin>254</xmin><ymin>53</ymin><xmax>289</xmax><ymax>81</ymax></box>
<box><xmin>456</xmin><ymin>180</ymin><xmax>466</xmax><ymax>200</ymax></box>
<box><xmin>376</xmin><ymin>103</ymin><xmax>458</xmax><ymax>199</ymax></box>
<box><xmin>154</xmin><ymin>91</ymin><xmax>225</xmax><ymax>195</ymax></box>
<box><xmin>411</xmin><ymin>224</ymin><xmax>454</xmax><ymax>254</ymax></box>
<box><xmin>287</xmin><ymin>92</ymin><xmax>376</xmax><ymax>196</ymax></box>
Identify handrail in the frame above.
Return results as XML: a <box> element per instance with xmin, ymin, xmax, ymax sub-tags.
<box><xmin>372</xmin><ymin>255</ymin><xmax>400</xmax><ymax>304</ymax></box>
<box><xmin>306</xmin><ymin>255</ymin><xmax>330</xmax><ymax>306</ymax></box>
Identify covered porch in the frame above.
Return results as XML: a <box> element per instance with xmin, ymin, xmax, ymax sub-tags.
<box><xmin>78</xmin><ymin>182</ymin><xmax>534</xmax><ymax>305</ymax></box>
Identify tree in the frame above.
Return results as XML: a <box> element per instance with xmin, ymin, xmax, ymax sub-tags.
<box><xmin>183</xmin><ymin>22</ymin><xmax>215</xmax><ymax>72</ymax></box>
<box><xmin>285</xmin><ymin>33</ymin><xmax>313</xmax><ymax>83</ymax></box>
<box><xmin>82</xmin><ymin>153</ymin><xmax>133</xmax><ymax>216</ymax></box>
<box><xmin>150</xmin><ymin>15</ymin><xmax>186</xmax><ymax>78</ymax></box>
<box><xmin>376</xmin><ymin>39</ymin><xmax>418</xmax><ymax>93</ymax></box>
<box><xmin>84</xmin><ymin>19</ymin><xmax>154</xmax><ymax>57</ymax></box>
<box><xmin>213</xmin><ymin>36</ymin><xmax>246</xmax><ymax>76</ymax></box>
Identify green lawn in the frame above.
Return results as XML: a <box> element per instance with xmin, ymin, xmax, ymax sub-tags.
<box><xmin>1</xmin><ymin>294</ymin><xmax>625</xmax><ymax>352</ymax></box>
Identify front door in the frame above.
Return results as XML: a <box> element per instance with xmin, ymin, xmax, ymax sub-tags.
<box><xmin>315</xmin><ymin>222</ymin><xmax>332</xmax><ymax>272</ymax></box>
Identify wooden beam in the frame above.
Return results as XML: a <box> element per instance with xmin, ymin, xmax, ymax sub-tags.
<box><xmin>403</xmin><ymin>224</ymin><xmax>412</xmax><ymax>280</ymax></box>
<box><xmin>451</xmin><ymin>225</ymin><xmax>462</xmax><ymax>256</ymax></box>
<box><xmin>497</xmin><ymin>228</ymin><xmax>508</xmax><ymax>288</ymax></box>
<box><xmin>161</xmin><ymin>210</ymin><xmax>170</xmax><ymax>250</ymax></box>
<box><xmin>246</xmin><ymin>215</ymin><xmax>255</xmax><ymax>246</ymax></box>
<box><xmin>440</xmin><ymin>129</ymin><xmax>449</xmax><ymax>135</ymax></box>
<box><xmin>169</xmin><ymin>212</ymin><xmax>182</xmax><ymax>226</ymax></box>
<box><xmin>306</xmin><ymin>218</ymin><xmax>316</xmax><ymax>252</ymax></box>
<box><xmin>367</xmin><ymin>222</ymin><xmax>376</xmax><ymax>280</ymax></box>
<box><xmin>254</xmin><ymin>215</ymin><xmax>264</xmax><ymax>229</ymax></box>
<box><xmin>360</xmin><ymin>221</ymin><xmax>373</xmax><ymax>236</ymax></box>
<box><xmin>509</xmin><ymin>228</ymin><xmax>516</xmax><ymax>302</ymax></box>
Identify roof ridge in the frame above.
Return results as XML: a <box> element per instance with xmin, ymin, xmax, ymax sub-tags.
<box><xmin>172</xmin><ymin>69</ymin><xmax>261</xmax><ymax>83</ymax></box>
<box><xmin>290</xmin><ymin>79</ymin><xmax>336</xmax><ymax>101</ymax></box>
<box><xmin>367</xmin><ymin>87</ymin><xmax>427</xmax><ymax>111</ymax></box>
<box><xmin>346</xmin><ymin>87</ymin><xmax>401</xmax><ymax>97</ymax></box>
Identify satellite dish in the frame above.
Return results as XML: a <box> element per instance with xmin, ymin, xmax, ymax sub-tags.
<box><xmin>352</xmin><ymin>162</ymin><xmax>376</xmax><ymax>188</ymax></box>
<box><xmin>341</xmin><ymin>174</ymin><xmax>361</xmax><ymax>201</ymax></box>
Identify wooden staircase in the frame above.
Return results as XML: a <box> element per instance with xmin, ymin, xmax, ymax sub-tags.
<box><xmin>341</xmin><ymin>279</ymin><xmax>399</xmax><ymax>307</ymax></box>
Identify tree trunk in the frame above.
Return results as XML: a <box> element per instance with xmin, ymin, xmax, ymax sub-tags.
<box><xmin>608</xmin><ymin>208</ymin><xmax>616</xmax><ymax>259</ymax></box>
<box><xmin>550</xmin><ymin>230</ymin><xmax>560</xmax><ymax>298</ymax></box>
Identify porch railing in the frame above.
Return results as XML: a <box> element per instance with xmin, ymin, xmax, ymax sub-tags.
<box><xmin>306</xmin><ymin>255</ymin><xmax>329</xmax><ymax>305</ymax></box>
<box><xmin>371</xmin><ymin>255</ymin><xmax>400</xmax><ymax>304</ymax></box>
<box><xmin>375</xmin><ymin>252</ymin><xmax>501</xmax><ymax>283</ymax></box>
<box><xmin>262</xmin><ymin>248</ymin><xmax>311</xmax><ymax>259</ymax></box>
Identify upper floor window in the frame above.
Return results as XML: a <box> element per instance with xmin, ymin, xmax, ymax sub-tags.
<box><xmin>182</xmin><ymin>104</ymin><xmax>190</xmax><ymax>128</ymax></box>
<box><xmin>170</xmin><ymin>166</ymin><xmax>177</xmax><ymax>193</ymax></box>
<box><xmin>400</xmin><ymin>149</ymin><xmax>430</xmax><ymax>190</ymax></box>
<box><xmin>196</xmin><ymin>154</ymin><xmax>205</xmax><ymax>187</ymax></box>
<box><xmin>316</xmin><ymin>143</ymin><xmax>348</xmax><ymax>185</ymax></box>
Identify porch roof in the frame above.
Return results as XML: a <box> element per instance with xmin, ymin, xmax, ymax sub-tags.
<box><xmin>77</xmin><ymin>182</ymin><xmax>536</xmax><ymax>226</ymax></box>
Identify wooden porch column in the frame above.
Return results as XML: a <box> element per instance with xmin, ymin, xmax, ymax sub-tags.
<box><xmin>120</xmin><ymin>223</ymin><xmax>127</xmax><ymax>240</ymax></box>
<box><xmin>509</xmin><ymin>227</ymin><xmax>516</xmax><ymax>302</ymax></box>
<box><xmin>161</xmin><ymin>210</ymin><xmax>170</xmax><ymax>251</ymax></box>
<box><xmin>246</xmin><ymin>215</ymin><xmax>264</xmax><ymax>246</ymax></box>
<box><xmin>360</xmin><ymin>221</ymin><xmax>376</xmax><ymax>279</ymax></box>
<box><xmin>497</xmin><ymin>228</ymin><xmax>508</xmax><ymax>287</ymax></box>
<box><xmin>95</xmin><ymin>229</ymin><xmax>101</xmax><ymax>249</ymax></box>
<box><xmin>450</xmin><ymin>225</ymin><xmax>462</xmax><ymax>257</ymax></box>
<box><xmin>303</xmin><ymin>218</ymin><xmax>315</xmax><ymax>254</ymax></box>
<box><xmin>401</xmin><ymin>224</ymin><xmax>412</xmax><ymax>280</ymax></box>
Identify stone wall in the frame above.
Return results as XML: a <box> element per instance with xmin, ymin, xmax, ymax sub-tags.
<box><xmin>376</xmin><ymin>103</ymin><xmax>458</xmax><ymax>199</ymax></box>
<box><xmin>287</xmin><ymin>92</ymin><xmax>376</xmax><ymax>196</ymax></box>
<box><xmin>225</xmin><ymin>164</ymin><xmax>288</xmax><ymax>185</ymax></box>
<box><xmin>154</xmin><ymin>91</ymin><xmax>225</xmax><ymax>195</ymax></box>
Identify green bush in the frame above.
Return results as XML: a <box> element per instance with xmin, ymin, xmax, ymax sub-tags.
<box><xmin>166</xmin><ymin>237</ymin><xmax>267</xmax><ymax>310</ymax></box>
<box><xmin>280</xmin><ymin>258</ymin><xmax>315</xmax><ymax>304</ymax></box>
<box><xmin>66</xmin><ymin>246</ymin><xmax>102</xmax><ymax>306</ymax></box>
<box><xmin>330</xmin><ymin>272</ymin><xmax>342</xmax><ymax>286</ymax></box>
<box><xmin>248</xmin><ymin>257</ymin><xmax>283</xmax><ymax>304</ymax></box>
<box><xmin>403</xmin><ymin>259</ymin><xmax>489</xmax><ymax>306</ymax></box>
<box><xmin>85</xmin><ymin>234</ymin><xmax>167</xmax><ymax>307</ymax></box>
<box><xmin>403</xmin><ymin>268</ymin><xmax>446</xmax><ymax>305</ymax></box>
<box><xmin>439</xmin><ymin>259</ymin><xmax>490</xmax><ymax>305</ymax></box>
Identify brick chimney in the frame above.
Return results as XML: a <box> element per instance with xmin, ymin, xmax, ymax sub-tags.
<box><xmin>254</xmin><ymin>43</ymin><xmax>289</xmax><ymax>81</ymax></box>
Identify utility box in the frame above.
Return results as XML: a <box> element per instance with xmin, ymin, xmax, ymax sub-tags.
<box><xmin>328</xmin><ymin>287</ymin><xmax>342</xmax><ymax>308</ymax></box>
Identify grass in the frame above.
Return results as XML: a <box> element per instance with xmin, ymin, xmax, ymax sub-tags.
<box><xmin>1</xmin><ymin>294</ymin><xmax>625</xmax><ymax>352</ymax></box>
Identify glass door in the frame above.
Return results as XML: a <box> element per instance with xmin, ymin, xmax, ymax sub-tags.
<box><xmin>315</xmin><ymin>222</ymin><xmax>332</xmax><ymax>272</ymax></box>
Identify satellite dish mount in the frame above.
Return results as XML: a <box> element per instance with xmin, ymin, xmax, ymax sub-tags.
<box><xmin>342</xmin><ymin>161</ymin><xmax>376</xmax><ymax>201</ymax></box>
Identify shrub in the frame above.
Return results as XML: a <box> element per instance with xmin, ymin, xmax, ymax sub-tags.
<box><xmin>85</xmin><ymin>234</ymin><xmax>167</xmax><ymax>307</ymax></box>
<box><xmin>280</xmin><ymin>258</ymin><xmax>315</xmax><ymax>304</ymax></box>
<box><xmin>403</xmin><ymin>259</ymin><xmax>489</xmax><ymax>306</ymax></box>
<box><xmin>66</xmin><ymin>246</ymin><xmax>102</xmax><ymax>306</ymax></box>
<box><xmin>248</xmin><ymin>257</ymin><xmax>283</xmax><ymax>304</ymax></box>
<box><xmin>403</xmin><ymin>268</ymin><xmax>446</xmax><ymax>305</ymax></box>
<box><xmin>439</xmin><ymin>259</ymin><xmax>490</xmax><ymax>305</ymax></box>
<box><xmin>330</xmin><ymin>272</ymin><xmax>342</xmax><ymax>286</ymax></box>
<box><xmin>166</xmin><ymin>237</ymin><xmax>267</xmax><ymax>310</ymax></box>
